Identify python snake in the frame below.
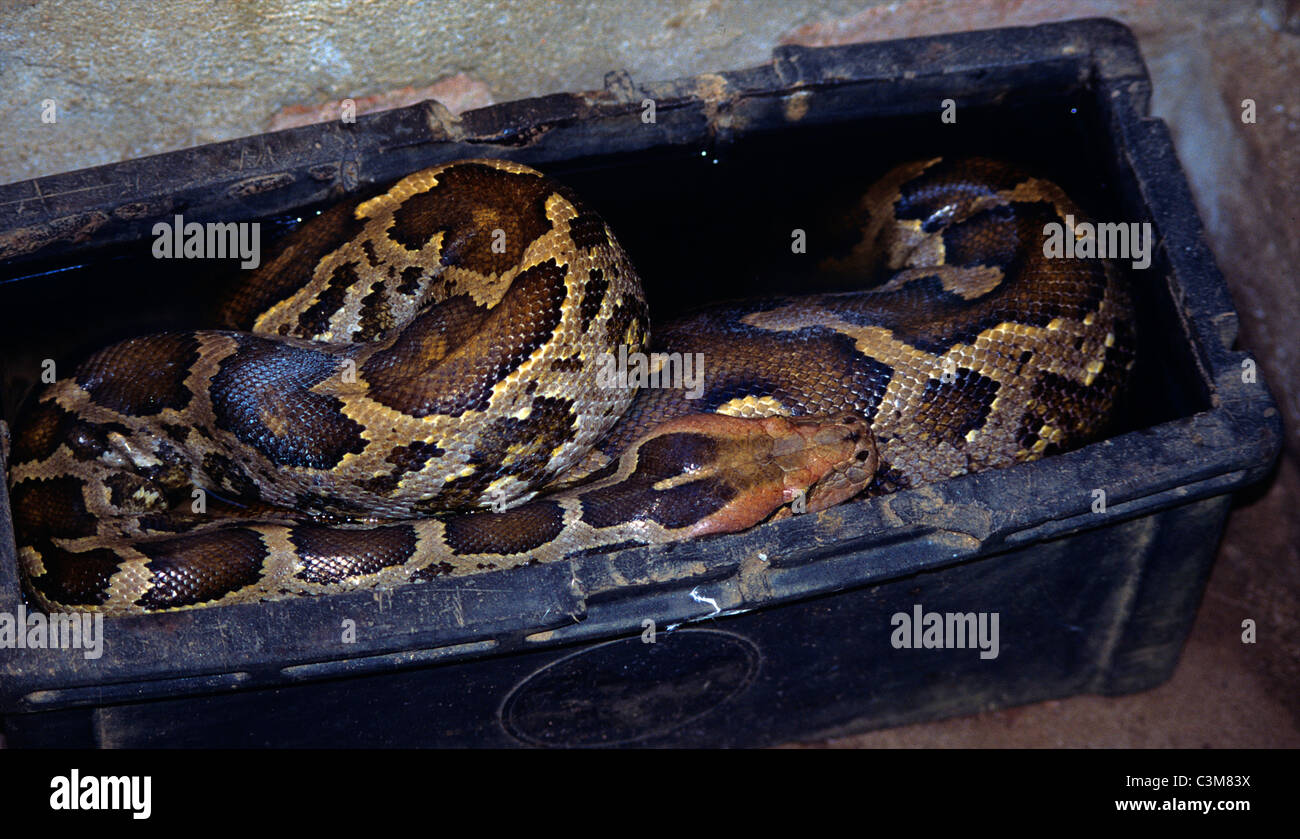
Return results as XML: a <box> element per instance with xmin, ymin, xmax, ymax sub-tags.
<box><xmin>6</xmin><ymin>157</ymin><xmax>1135</xmax><ymax>615</ymax></box>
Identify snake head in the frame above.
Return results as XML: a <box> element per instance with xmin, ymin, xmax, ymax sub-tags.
<box><xmin>608</xmin><ymin>412</ymin><xmax>877</xmax><ymax>539</ymax></box>
<box><xmin>759</xmin><ymin>413</ymin><xmax>878</xmax><ymax>523</ymax></box>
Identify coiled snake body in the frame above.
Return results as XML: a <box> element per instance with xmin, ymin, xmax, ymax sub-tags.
<box><xmin>8</xmin><ymin>157</ymin><xmax>1134</xmax><ymax>615</ymax></box>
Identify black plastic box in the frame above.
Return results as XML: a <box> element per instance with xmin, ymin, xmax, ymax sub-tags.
<box><xmin>0</xmin><ymin>19</ymin><xmax>1282</xmax><ymax>747</ymax></box>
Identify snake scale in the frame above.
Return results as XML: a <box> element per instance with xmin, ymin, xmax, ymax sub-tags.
<box><xmin>7</xmin><ymin>157</ymin><xmax>1135</xmax><ymax>615</ymax></box>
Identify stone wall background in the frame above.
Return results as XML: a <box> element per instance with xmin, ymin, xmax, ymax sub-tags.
<box><xmin>1</xmin><ymin>0</ymin><xmax>1296</xmax><ymax>747</ymax></box>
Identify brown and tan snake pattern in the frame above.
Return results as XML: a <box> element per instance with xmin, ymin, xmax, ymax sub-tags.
<box><xmin>7</xmin><ymin>157</ymin><xmax>1135</xmax><ymax>615</ymax></box>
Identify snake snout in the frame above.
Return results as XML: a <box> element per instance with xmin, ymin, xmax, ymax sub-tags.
<box><xmin>782</xmin><ymin>414</ymin><xmax>878</xmax><ymax>514</ymax></box>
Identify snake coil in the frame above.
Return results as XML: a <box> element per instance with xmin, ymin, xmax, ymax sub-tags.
<box><xmin>8</xmin><ymin>157</ymin><xmax>1134</xmax><ymax>614</ymax></box>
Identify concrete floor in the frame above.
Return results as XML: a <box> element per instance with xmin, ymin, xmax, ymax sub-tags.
<box><xmin>1</xmin><ymin>0</ymin><xmax>1296</xmax><ymax>747</ymax></box>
